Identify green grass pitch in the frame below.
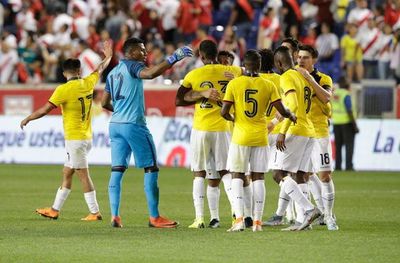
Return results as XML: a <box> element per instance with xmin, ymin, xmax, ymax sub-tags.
<box><xmin>0</xmin><ymin>164</ymin><xmax>399</xmax><ymax>262</ymax></box>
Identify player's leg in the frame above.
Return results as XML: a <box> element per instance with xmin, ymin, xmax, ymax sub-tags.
<box><xmin>131</xmin><ymin>124</ymin><xmax>177</xmax><ymax>228</ymax></box>
<box><xmin>243</xmin><ymin>176</ymin><xmax>253</xmax><ymax>228</ymax></box>
<box><xmin>207</xmin><ymin>178</ymin><xmax>221</xmax><ymax>228</ymax></box>
<box><xmin>309</xmin><ymin>140</ymin><xmax>324</xmax><ymax>215</ymax></box>
<box><xmin>108</xmin><ymin>123</ymin><xmax>131</xmax><ymax>227</ymax></box>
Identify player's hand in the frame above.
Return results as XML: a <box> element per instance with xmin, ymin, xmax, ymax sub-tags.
<box><xmin>267</xmin><ymin>122</ymin><xmax>275</xmax><ymax>134</ymax></box>
<box><xmin>276</xmin><ymin>133</ymin><xmax>286</xmax><ymax>152</ymax></box>
<box><xmin>201</xmin><ymin>88</ymin><xmax>221</xmax><ymax>101</ymax></box>
<box><xmin>20</xmin><ymin>118</ymin><xmax>29</xmax><ymax>130</ymax></box>
<box><xmin>102</xmin><ymin>40</ymin><xmax>113</xmax><ymax>58</ymax></box>
<box><xmin>296</xmin><ymin>67</ymin><xmax>311</xmax><ymax>81</ymax></box>
<box><xmin>166</xmin><ymin>46</ymin><xmax>194</xmax><ymax>65</ymax></box>
<box><xmin>224</xmin><ymin>71</ymin><xmax>235</xmax><ymax>80</ymax></box>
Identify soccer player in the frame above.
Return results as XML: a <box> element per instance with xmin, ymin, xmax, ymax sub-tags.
<box><xmin>221</xmin><ymin>50</ymin><xmax>296</xmax><ymax>232</ymax></box>
<box><xmin>264</xmin><ymin>46</ymin><xmax>321</xmax><ymax>231</ymax></box>
<box><xmin>217</xmin><ymin>50</ymin><xmax>235</xmax><ymax>66</ymax></box>
<box><xmin>296</xmin><ymin>45</ymin><xmax>339</xmax><ymax>230</ymax></box>
<box><xmin>20</xmin><ymin>41</ymin><xmax>113</xmax><ymax>221</ymax></box>
<box><xmin>101</xmin><ymin>37</ymin><xmax>193</xmax><ymax>228</ymax></box>
<box><xmin>175</xmin><ymin>40</ymin><xmax>242</xmax><ymax>228</ymax></box>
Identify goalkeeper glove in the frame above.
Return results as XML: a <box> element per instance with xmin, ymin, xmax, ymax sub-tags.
<box><xmin>166</xmin><ymin>46</ymin><xmax>193</xmax><ymax>65</ymax></box>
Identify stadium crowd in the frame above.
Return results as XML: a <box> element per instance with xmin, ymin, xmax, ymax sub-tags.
<box><xmin>0</xmin><ymin>0</ymin><xmax>400</xmax><ymax>85</ymax></box>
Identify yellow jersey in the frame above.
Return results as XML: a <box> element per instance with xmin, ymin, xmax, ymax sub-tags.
<box><xmin>340</xmin><ymin>34</ymin><xmax>362</xmax><ymax>63</ymax></box>
<box><xmin>224</xmin><ymin>75</ymin><xmax>281</xmax><ymax>146</ymax></box>
<box><xmin>279</xmin><ymin>69</ymin><xmax>315</xmax><ymax>137</ymax></box>
<box><xmin>49</xmin><ymin>72</ymin><xmax>99</xmax><ymax>140</ymax></box>
<box><xmin>309</xmin><ymin>70</ymin><xmax>333</xmax><ymax>138</ymax></box>
<box><xmin>181</xmin><ymin>64</ymin><xmax>242</xmax><ymax>132</ymax></box>
<box><xmin>260</xmin><ymin>72</ymin><xmax>282</xmax><ymax>135</ymax></box>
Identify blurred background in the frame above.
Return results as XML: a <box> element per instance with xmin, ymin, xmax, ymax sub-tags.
<box><xmin>0</xmin><ymin>0</ymin><xmax>399</xmax><ymax>170</ymax></box>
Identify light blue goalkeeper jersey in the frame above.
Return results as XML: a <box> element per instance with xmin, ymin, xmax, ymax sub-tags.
<box><xmin>105</xmin><ymin>59</ymin><xmax>146</xmax><ymax>125</ymax></box>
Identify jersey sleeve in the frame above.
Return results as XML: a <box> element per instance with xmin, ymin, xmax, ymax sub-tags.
<box><xmin>181</xmin><ymin>71</ymin><xmax>193</xmax><ymax>89</ymax></box>
<box><xmin>48</xmin><ymin>85</ymin><xmax>66</xmax><ymax>107</ymax></box>
<box><xmin>269</xmin><ymin>81</ymin><xmax>281</xmax><ymax>103</ymax></box>
<box><xmin>127</xmin><ymin>61</ymin><xmax>145</xmax><ymax>78</ymax></box>
<box><xmin>320</xmin><ymin>74</ymin><xmax>333</xmax><ymax>89</ymax></box>
<box><xmin>84</xmin><ymin>72</ymin><xmax>99</xmax><ymax>88</ymax></box>
<box><xmin>223</xmin><ymin>81</ymin><xmax>235</xmax><ymax>102</ymax></box>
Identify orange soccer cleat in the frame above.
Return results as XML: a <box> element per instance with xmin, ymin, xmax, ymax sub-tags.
<box><xmin>81</xmin><ymin>212</ymin><xmax>103</xmax><ymax>221</ymax></box>
<box><xmin>111</xmin><ymin>216</ymin><xmax>123</xmax><ymax>228</ymax></box>
<box><xmin>36</xmin><ymin>207</ymin><xmax>59</xmax><ymax>219</ymax></box>
<box><xmin>149</xmin><ymin>216</ymin><xmax>179</xmax><ymax>228</ymax></box>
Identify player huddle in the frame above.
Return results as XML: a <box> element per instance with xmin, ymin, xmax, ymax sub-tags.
<box><xmin>20</xmin><ymin>37</ymin><xmax>338</xmax><ymax>232</ymax></box>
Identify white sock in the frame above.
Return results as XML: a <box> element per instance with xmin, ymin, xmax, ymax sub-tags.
<box><xmin>231</xmin><ymin>178</ymin><xmax>244</xmax><ymax>219</ymax></box>
<box><xmin>52</xmin><ymin>187</ymin><xmax>71</xmax><ymax>211</ymax></box>
<box><xmin>285</xmin><ymin>199</ymin><xmax>296</xmax><ymax>221</ymax></box>
<box><xmin>207</xmin><ymin>185</ymin><xmax>220</xmax><ymax>220</ymax></box>
<box><xmin>295</xmin><ymin>183</ymin><xmax>309</xmax><ymax>223</ymax></box>
<box><xmin>221</xmin><ymin>173</ymin><xmax>234</xmax><ymax>213</ymax></box>
<box><xmin>309</xmin><ymin>174</ymin><xmax>324</xmax><ymax>212</ymax></box>
<box><xmin>322</xmin><ymin>180</ymin><xmax>335</xmax><ymax>217</ymax></box>
<box><xmin>193</xmin><ymin>177</ymin><xmax>205</xmax><ymax>219</ymax></box>
<box><xmin>252</xmin><ymin>180</ymin><xmax>265</xmax><ymax>222</ymax></box>
<box><xmin>243</xmin><ymin>181</ymin><xmax>253</xmax><ymax>218</ymax></box>
<box><xmin>276</xmin><ymin>182</ymin><xmax>290</xmax><ymax>216</ymax></box>
<box><xmin>84</xmin><ymin>190</ymin><xmax>100</xmax><ymax>214</ymax></box>
<box><xmin>281</xmin><ymin>177</ymin><xmax>314</xmax><ymax>211</ymax></box>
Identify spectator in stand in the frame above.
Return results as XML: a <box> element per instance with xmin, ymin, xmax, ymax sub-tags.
<box><xmin>357</xmin><ymin>16</ymin><xmax>380</xmax><ymax>79</ymax></box>
<box><xmin>340</xmin><ymin>23</ymin><xmax>363</xmax><ymax>82</ymax></box>
<box><xmin>196</xmin><ymin>0</ymin><xmax>213</xmax><ymax>31</ymax></box>
<box><xmin>226</xmin><ymin>0</ymin><xmax>254</xmax><ymax>48</ymax></box>
<box><xmin>330</xmin><ymin>0</ymin><xmax>350</xmax><ymax>36</ymax></box>
<box><xmin>257</xmin><ymin>7</ymin><xmax>280</xmax><ymax>50</ymax></box>
<box><xmin>301</xmin><ymin>25</ymin><xmax>317</xmax><ymax>47</ymax></box>
<box><xmin>281</xmin><ymin>0</ymin><xmax>303</xmax><ymax>37</ymax></box>
<box><xmin>301</xmin><ymin>0</ymin><xmax>318</xmax><ymax>29</ymax></box>
<box><xmin>377</xmin><ymin>23</ymin><xmax>394</xmax><ymax>79</ymax></box>
<box><xmin>347</xmin><ymin>0</ymin><xmax>373</xmax><ymax>34</ymax></box>
<box><xmin>87</xmin><ymin>24</ymin><xmax>100</xmax><ymax>51</ymax></box>
<box><xmin>77</xmin><ymin>40</ymin><xmax>101</xmax><ymax>78</ymax></box>
<box><xmin>218</xmin><ymin>26</ymin><xmax>243</xmax><ymax>65</ymax></box>
<box><xmin>17</xmin><ymin>32</ymin><xmax>43</xmax><ymax>83</ymax></box>
<box><xmin>158</xmin><ymin>0</ymin><xmax>180</xmax><ymax>43</ymax></box>
<box><xmin>390</xmin><ymin>27</ymin><xmax>400</xmax><ymax>84</ymax></box>
<box><xmin>0</xmin><ymin>33</ymin><xmax>19</xmax><ymax>84</ymax></box>
<box><xmin>191</xmin><ymin>26</ymin><xmax>216</xmax><ymax>53</ymax></box>
<box><xmin>384</xmin><ymin>0</ymin><xmax>400</xmax><ymax>28</ymax></box>
<box><xmin>177</xmin><ymin>0</ymin><xmax>200</xmax><ymax>44</ymax></box>
<box><xmin>316</xmin><ymin>22</ymin><xmax>339</xmax><ymax>76</ymax></box>
<box><xmin>71</xmin><ymin>5</ymin><xmax>90</xmax><ymax>41</ymax></box>
<box><xmin>104</xmin><ymin>3</ymin><xmax>127</xmax><ymax>41</ymax></box>
<box><xmin>114</xmin><ymin>23</ymin><xmax>132</xmax><ymax>60</ymax></box>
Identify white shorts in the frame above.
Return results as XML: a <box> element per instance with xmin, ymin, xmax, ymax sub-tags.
<box><xmin>64</xmin><ymin>140</ymin><xmax>92</xmax><ymax>169</ymax></box>
<box><xmin>270</xmin><ymin>135</ymin><xmax>314</xmax><ymax>173</ymax></box>
<box><xmin>190</xmin><ymin>129</ymin><xmax>230</xmax><ymax>179</ymax></box>
<box><xmin>311</xmin><ymin>136</ymin><xmax>333</xmax><ymax>172</ymax></box>
<box><xmin>227</xmin><ymin>143</ymin><xmax>269</xmax><ymax>173</ymax></box>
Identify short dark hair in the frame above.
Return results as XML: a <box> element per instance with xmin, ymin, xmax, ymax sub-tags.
<box><xmin>258</xmin><ymin>48</ymin><xmax>274</xmax><ymax>72</ymax></box>
<box><xmin>217</xmin><ymin>50</ymin><xmax>234</xmax><ymax>61</ymax></box>
<box><xmin>62</xmin><ymin>59</ymin><xmax>81</xmax><ymax>72</ymax></box>
<box><xmin>299</xmin><ymin>44</ymin><xmax>319</xmax><ymax>59</ymax></box>
<box><xmin>281</xmin><ymin>37</ymin><xmax>299</xmax><ymax>52</ymax></box>
<box><xmin>274</xmin><ymin>46</ymin><xmax>293</xmax><ymax>65</ymax></box>
<box><xmin>244</xmin><ymin>49</ymin><xmax>261</xmax><ymax>68</ymax></box>
<box><xmin>122</xmin><ymin>37</ymin><xmax>144</xmax><ymax>55</ymax></box>
<box><xmin>199</xmin><ymin>40</ymin><xmax>218</xmax><ymax>60</ymax></box>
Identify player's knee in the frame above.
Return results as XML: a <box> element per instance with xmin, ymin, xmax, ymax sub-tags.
<box><xmin>272</xmin><ymin>170</ymin><xmax>283</xmax><ymax>184</ymax></box>
<box><xmin>112</xmin><ymin>166</ymin><xmax>127</xmax><ymax>173</ymax></box>
<box><xmin>208</xmin><ymin>179</ymin><xmax>220</xmax><ymax>187</ymax></box>
<box><xmin>320</xmin><ymin>172</ymin><xmax>332</xmax><ymax>183</ymax></box>
<box><xmin>144</xmin><ymin>166</ymin><xmax>159</xmax><ymax>173</ymax></box>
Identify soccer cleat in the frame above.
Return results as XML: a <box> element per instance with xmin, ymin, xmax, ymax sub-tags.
<box><xmin>231</xmin><ymin>213</ymin><xmax>236</xmax><ymax>226</ymax></box>
<box><xmin>244</xmin><ymin>217</ymin><xmax>253</xmax><ymax>228</ymax></box>
<box><xmin>298</xmin><ymin>208</ymin><xmax>322</xmax><ymax>231</ymax></box>
<box><xmin>149</xmin><ymin>216</ymin><xmax>179</xmax><ymax>228</ymax></box>
<box><xmin>111</xmin><ymin>216</ymin><xmax>123</xmax><ymax>228</ymax></box>
<box><xmin>262</xmin><ymin>214</ymin><xmax>284</xmax><ymax>226</ymax></box>
<box><xmin>188</xmin><ymin>218</ymin><xmax>205</xmax><ymax>229</ymax></box>
<box><xmin>208</xmin><ymin>218</ymin><xmax>220</xmax><ymax>228</ymax></box>
<box><xmin>227</xmin><ymin>217</ymin><xmax>245</xmax><ymax>232</ymax></box>
<box><xmin>326</xmin><ymin>216</ymin><xmax>339</xmax><ymax>231</ymax></box>
<box><xmin>36</xmin><ymin>207</ymin><xmax>59</xmax><ymax>219</ymax></box>
<box><xmin>281</xmin><ymin>221</ymin><xmax>312</xmax><ymax>231</ymax></box>
<box><xmin>81</xmin><ymin>212</ymin><xmax>102</xmax><ymax>221</ymax></box>
<box><xmin>252</xmin><ymin>220</ymin><xmax>263</xmax><ymax>232</ymax></box>
<box><xmin>313</xmin><ymin>214</ymin><xmax>326</xmax><ymax>226</ymax></box>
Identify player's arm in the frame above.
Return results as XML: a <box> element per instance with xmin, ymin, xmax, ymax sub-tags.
<box><xmin>20</xmin><ymin>102</ymin><xmax>56</xmax><ymax>129</ymax></box>
<box><xmin>271</xmin><ymin>99</ymin><xmax>297</xmax><ymax>124</ymax></box>
<box><xmin>221</xmin><ymin>101</ymin><xmax>234</xmax><ymax>122</ymax></box>
<box><xmin>140</xmin><ymin>46</ymin><xmax>193</xmax><ymax>79</ymax></box>
<box><xmin>296</xmin><ymin>67</ymin><xmax>331</xmax><ymax>103</ymax></box>
<box><xmin>101</xmin><ymin>90</ymin><xmax>113</xmax><ymax>112</ymax></box>
<box><xmin>93</xmin><ymin>40</ymin><xmax>113</xmax><ymax>76</ymax></box>
<box><xmin>276</xmin><ymin>91</ymin><xmax>298</xmax><ymax>151</ymax></box>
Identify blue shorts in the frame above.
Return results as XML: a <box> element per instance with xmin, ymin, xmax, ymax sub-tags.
<box><xmin>109</xmin><ymin>122</ymin><xmax>157</xmax><ymax>168</ymax></box>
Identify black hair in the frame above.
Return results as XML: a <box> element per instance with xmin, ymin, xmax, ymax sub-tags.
<box><xmin>299</xmin><ymin>44</ymin><xmax>319</xmax><ymax>59</ymax></box>
<box><xmin>62</xmin><ymin>58</ymin><xmax>81</xmax><ymax>72</ymax></box>
<box><xmin>218</xmin><ymin>50</ymin><xmax>234</xmax><ymax>60</ymax></box>
<box><xmin>281</xmin><ymin>37</ymin><xmax>299</xmax><ymax>52</ymax></box>
<box><xmin>199</xmin><ymin>40</ymin><xmax>218</xmax><ymax>60</ymax></box>
<box><xmin>244</xmin><ymin>49</ymin><xmax>261</xmax><ymax>70</ymax></box>
<box><xmin>122</xmin><ymin>37</ymin><xmax>144</xmax><ymax>55</ymax></box>
<box><xmin>273</xmin><ymin>46</ymin><xmax>293</xmax><ymax>66</ymax></box>
<box><xmin>259</xmin><ymin>48</ymin><xmax>274</xmax><ymax>72</ymax></box>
